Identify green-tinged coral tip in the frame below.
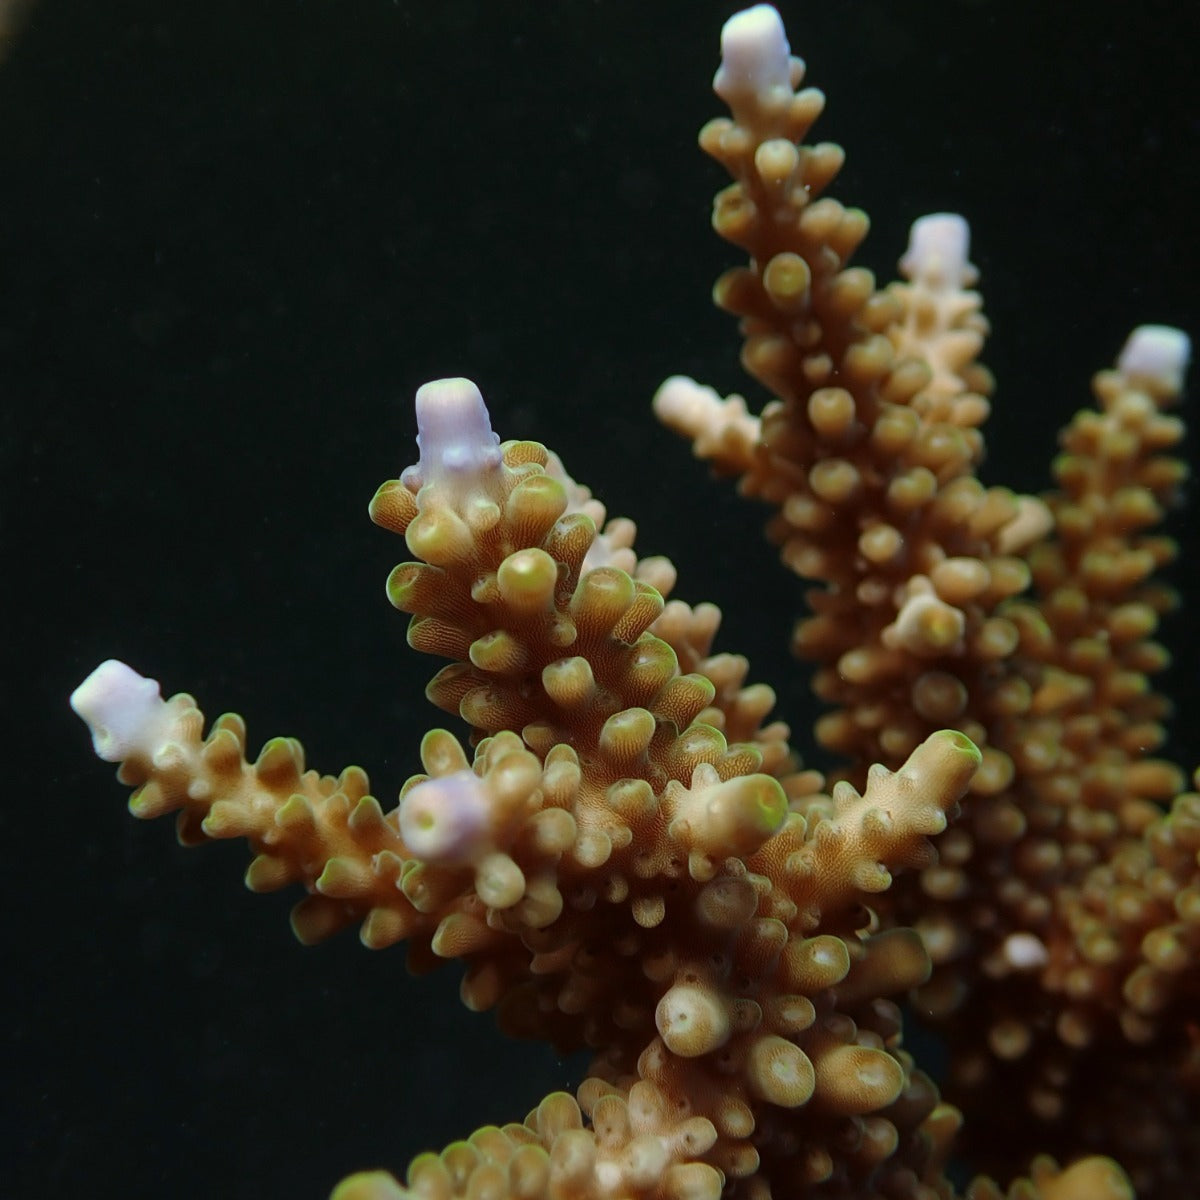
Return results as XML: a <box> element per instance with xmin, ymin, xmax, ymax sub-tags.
<box><xmin>751</xmin><ymin>774</ymin><xmax>789</xmax><ymax>833</ymax></box>
<box><xmin>367</xmin><ymin>479</ymin><xmax>397</xmax><ymax>514</ymax></box>
<box><xmin>385</xmin><ymin>562</ymin><xmax>421</xmax><ymax>612</ymax></box>
<box><xmin>368</xmin><ymin>478</ymin><xmax>417</xmax><ymax>536</ymax></box>
<box><xmin>329</xmin><ymin>1170</ymin><xmax>406</xmax><ymax>1200</ymax></box>
<box><xmin>315</xmin><ymin>855</ymin><xmax>372</xmax><ymax>898</ymax></box>
<box><xmin>254</xmin><ymin>735</ymin><xmax>305</xmax><ymax>783</ymax></box>
<box><xmin>933</xmin><ymin>728</ymin><xmax>982</xmax><ymax>765</ymax></box>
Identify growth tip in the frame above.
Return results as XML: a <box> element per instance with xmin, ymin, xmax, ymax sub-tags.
<box><xmin>401</xmin><ymin>377</ymin><xmax>502</xmax><ymax>493</ymax></box>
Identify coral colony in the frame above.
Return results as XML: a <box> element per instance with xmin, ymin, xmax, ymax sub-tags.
<box><xmin>72</xmin><ymin>7</ymin><xmax>1195</xmax><ymax>1200</ymax></box>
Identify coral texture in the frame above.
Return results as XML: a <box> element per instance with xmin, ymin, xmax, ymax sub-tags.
<box><xmin>71</xmin><ymin>6</ymin><xmax>1193</xmax><ymax>1200</ymax></box>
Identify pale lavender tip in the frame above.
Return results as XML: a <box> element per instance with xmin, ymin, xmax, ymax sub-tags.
<box><xmin>399</xmin><ymin>769</ymin><xmax>491</xmax><ymax>863</ymax></box>
<box><xmin>70</xmin><ymin>659</ymin><xmax>165</xmax><ymax>762</ymax></box>
<box><xmin>714</xmin><ymin>5</ymin><xmax>791</xmax><ymax>111</ymax></box>
<box><xmin>402</xmin><ymin>377</ymin><xmax>502</xmax><ymax>492</ymax></box>
<box><xmin>1118</xmin><ymin>325</ymin><xmax>1191</xmax><ymax>394</ymax></box>
<box><xmin>899</xmin><ymin>213</ymin><xmax>973</xmax><ymax>290</ymax></box>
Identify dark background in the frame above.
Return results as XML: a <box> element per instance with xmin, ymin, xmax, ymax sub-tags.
<box><xmin>4</xmin><ymin>1</ymin><xmax>1197</xmax><ymax>1196</ymax></box>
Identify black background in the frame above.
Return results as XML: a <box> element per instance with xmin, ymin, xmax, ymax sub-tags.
<box><xmin>5</xmin><ymin>1</ymin><xmax>1197</xmax><ymax>1196</ymax></box>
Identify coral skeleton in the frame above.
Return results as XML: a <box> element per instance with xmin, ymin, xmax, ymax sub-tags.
<box><xmin>72</xmin><ymin>6</ymin><xmax>1194</xmax><ymax>1199</ymax></box>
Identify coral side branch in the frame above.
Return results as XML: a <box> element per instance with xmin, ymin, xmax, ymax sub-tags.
<box><xmin>72</xmin><ymin>640</ymin><xmax>996</xmax><ymax>1197</ymax></box>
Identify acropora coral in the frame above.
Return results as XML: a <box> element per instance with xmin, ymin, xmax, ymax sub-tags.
<box><xmin>70</xmin><ymin>6</ymin><xmax>1195</xmax><ymax>1199</ymax></box>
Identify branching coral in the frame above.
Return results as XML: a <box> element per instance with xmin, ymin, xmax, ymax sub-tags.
<box><xmin>70</xmin><ymin>5</ymin><xmax>1193</xmax><ymax>1199</ymax></box>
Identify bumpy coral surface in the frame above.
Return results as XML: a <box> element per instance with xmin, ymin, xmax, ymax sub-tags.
<box><xmin>71</xmin><ymin>5</ymin><xmax>1193</xmax><ymax>1199</ymax></box>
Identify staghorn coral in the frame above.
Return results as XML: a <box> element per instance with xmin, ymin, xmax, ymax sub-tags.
<box><xmin>650</xmin><ymin>8</ymin><xmax>1196</xmax><ymax>1194</ymax></box>
<box><xmin>71</xmin><ymin>380</ymin><xmax>984</xmax><ymax>1199</ymax></box>
<box><xmin>68</xmin><ymin>5</ymin><xmax>1194</xmax><ymax>1200</ymax></box>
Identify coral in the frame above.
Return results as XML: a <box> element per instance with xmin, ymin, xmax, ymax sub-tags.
<box><xmin>69</xmin><ymin>5</ymin><xmax>1193</xmax><ymax>1200</ymax></box>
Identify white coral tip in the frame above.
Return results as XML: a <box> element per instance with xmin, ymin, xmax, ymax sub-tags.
<box><xmin>399</xmin><ymin>769</ymin><xmax>492</xmax><ymax>863</ymax></box>
<box><xmin>652</xmin><ymin>375</ymin><xmax>721</xmax><ymax>426</ymax></box>
<box><xmin>714</xmin><ymin>5</ymin><xmax>791</xmax><ymax>109</ymax></box>
<box><xmin>1117</xmin><ymin>325</ymin><xmax>1191</xmax><ymax>394</ymax></box>
<box><xmin>70</xmin><ymin>659</ymin><xmax>167</xmax><ymax>762</ymax></box>
<box><xmin>1001</xmin><ymin>932</ymin><xmax>1049</xmax><ymax>972</ymax></box>
<box><xmin>899</xmin><ymin>214</ymin><xmax>973</xmax><ymax>290</ymax></box>
<box><xmin>402</xmin><ymin>377</ymin><xmax>502</xmax><ymax>491</ymax></box>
